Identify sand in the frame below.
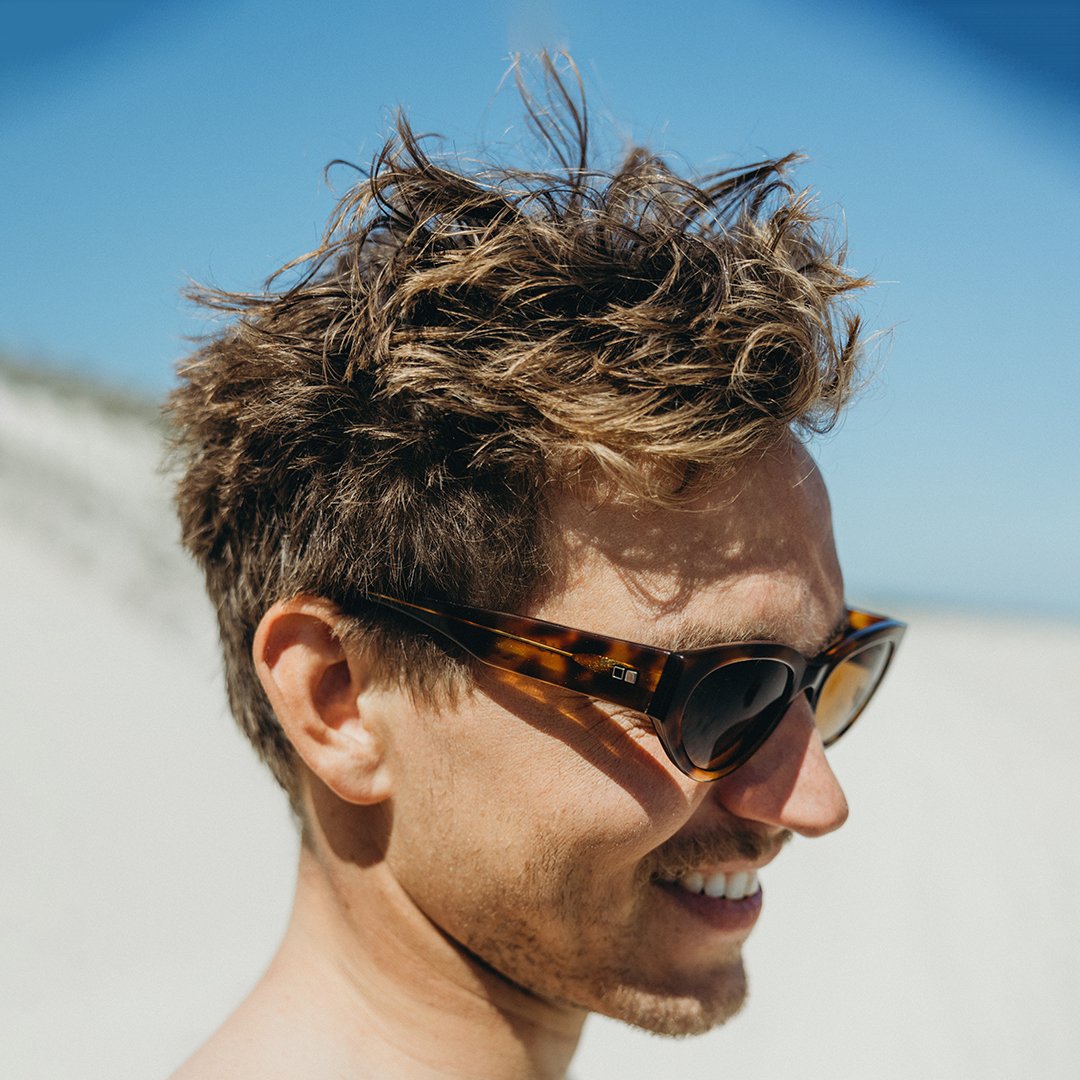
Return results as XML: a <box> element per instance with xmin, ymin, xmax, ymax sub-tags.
<box><xmin>3</xmin><ymin>365</ymin><xmax>1078</xmax><ymax>1079</ymax></box>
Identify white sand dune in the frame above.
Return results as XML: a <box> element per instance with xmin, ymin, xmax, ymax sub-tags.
<box><xmin>3</xmin><ymin>363</ymin><xmax>1078</xmax><ymax>1079</ymax></box>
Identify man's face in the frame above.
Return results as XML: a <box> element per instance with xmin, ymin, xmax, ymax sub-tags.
<box><xmin>380</xmin><ymin>440</ymin><xmax>849</xmax><ymax>1035</ymax></box>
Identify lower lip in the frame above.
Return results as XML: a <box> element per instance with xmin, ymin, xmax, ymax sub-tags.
<box><xmin>652</xmin><ymin>880</ymin><xmax>764</xmax><ymax>932</ymax></box>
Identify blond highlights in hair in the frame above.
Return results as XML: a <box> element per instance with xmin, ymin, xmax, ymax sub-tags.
<box><xmin>169</xmin><ymin>59</ymin><xmax>870</xmax><ymax>800</ymax></box>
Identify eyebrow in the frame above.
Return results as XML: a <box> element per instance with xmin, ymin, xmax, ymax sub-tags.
<box><xmin>659</xmin><ymin>609</ymin><xmax>849</xmax><ymax>656</ymax></box>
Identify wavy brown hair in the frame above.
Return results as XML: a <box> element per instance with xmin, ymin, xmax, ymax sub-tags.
<box><xmin>169</xmin><ymin>59</ymin><xmax>870</xmax><ymax>801</ymax></box>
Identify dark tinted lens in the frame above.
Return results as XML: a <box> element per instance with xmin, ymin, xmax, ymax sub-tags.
<box><xmin>682</xmin><ymin>660</ymin><xmax>794</xmax><ymax>770</ymax></box>
<box><xmin>816</xmin><ymin>642</ymin><xmax>893</xmax><ymax>744</ymax></box>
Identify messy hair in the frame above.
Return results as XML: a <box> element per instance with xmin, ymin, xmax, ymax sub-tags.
<box><xmin>169</xmin><ymin>59</ymin><xmax>870</xmax><ymax>801</ymax></box>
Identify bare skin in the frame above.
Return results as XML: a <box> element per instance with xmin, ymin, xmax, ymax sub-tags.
<box><xmin>172</xmin><ymin>440</ymin><xmax>849</xmax><ymax>1080</ymax></box>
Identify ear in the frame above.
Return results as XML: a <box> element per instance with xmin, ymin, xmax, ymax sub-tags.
<box><xmin>253</xmin><ymin>596</ymin><xmax>394</xmax><ymax>805</ymax></box>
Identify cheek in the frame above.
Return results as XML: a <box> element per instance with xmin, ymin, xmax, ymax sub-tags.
<box><xmin>387</xmin><ymin>687</ymin><xmax>698</xmax><ymax>895</ymax></box>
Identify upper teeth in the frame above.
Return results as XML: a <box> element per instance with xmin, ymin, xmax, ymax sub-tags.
<box><xmin>670</xmin><ymin>869</ymin><xmax>760</xmax><ymax>900</ymax></box>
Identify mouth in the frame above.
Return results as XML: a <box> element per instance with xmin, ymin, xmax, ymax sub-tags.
<box><xmin>649</xmin><ymin>866</ymin><xmax>765</xmax><ymax>933</ymax></box>
<box><xmin>656</xmin><ymin>868</ymin><xmax>761</xmax><ymax>901</ymax></box>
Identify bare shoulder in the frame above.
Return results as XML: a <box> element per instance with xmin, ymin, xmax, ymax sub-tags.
<box><xmin>167</xmin><ymin>993</ymin><xmax>484</xmax><ymax>1080</ymax></box>
<box><xmin>168</xmin><ymin>1016</ymin><xmax>301</xmax><ymax>1080</ymax></box>
<box><xmin>167</xmin><ymin>984</ymin><xmax>347</xmax><ymax>1080</ymax></box>
<box><xmin>169</xmin><ymin>1013</ymin><xmax>446</xmax><ymax>1080</ymax></box>
<box><xmin>170</xmin><ymin>1025</ymin><xmax>352</xmax><ymax>1080</ymax></box>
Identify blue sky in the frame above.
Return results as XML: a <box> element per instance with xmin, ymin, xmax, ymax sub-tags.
<box><xmin>2</xmin><ymin>0</ymin><xmax>1078</xmax><ymax>616</ymax></box>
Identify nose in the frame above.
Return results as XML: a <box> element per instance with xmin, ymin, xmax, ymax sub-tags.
<box><xmin>710</xmin><ymin>694</ymin><xmax>849</xmax><ymax>837</ymax></box>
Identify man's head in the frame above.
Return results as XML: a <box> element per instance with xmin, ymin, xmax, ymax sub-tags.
<box><xmin>169</xmin><ymin>62</ymin><xmax>877</xmax><ymax>1036</ymax></box>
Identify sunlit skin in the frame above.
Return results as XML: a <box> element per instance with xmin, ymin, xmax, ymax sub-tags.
<box><xmin>172</xmin><ymin>438</ymin><xmax>850</xmax><ymax>1080</ymax></box>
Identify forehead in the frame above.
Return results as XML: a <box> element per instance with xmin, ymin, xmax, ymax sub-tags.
<box><xmin>539</xmin><ymin>441</ymin><xmax>844</xmax><ymax>655</ymax></box>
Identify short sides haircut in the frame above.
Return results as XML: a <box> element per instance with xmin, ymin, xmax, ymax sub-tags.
<box><xmin>169</xmin><ymin>61</ymin><xmax>870</xmax><ymax>803</ymax></box>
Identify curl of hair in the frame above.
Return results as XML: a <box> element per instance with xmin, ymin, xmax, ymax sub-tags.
<box><xmin>168</xmin><ymin>59</ymin><xmax>871</xmax><ymax>801</ymax></box>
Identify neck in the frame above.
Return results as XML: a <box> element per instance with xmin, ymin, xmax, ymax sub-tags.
<box><xmin>261</xmin><ymin>841</ymin><xmax>585</xmax><ymax>1080</ymax></box>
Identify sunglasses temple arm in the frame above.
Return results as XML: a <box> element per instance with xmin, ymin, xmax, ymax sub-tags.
<box><xmin>362</xmin><ymin>595</ymin><xmax>662</xmax><ymax>712</ymax></box>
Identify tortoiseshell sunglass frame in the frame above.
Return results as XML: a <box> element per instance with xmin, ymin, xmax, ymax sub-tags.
<box><xmin>362</xmin><ymin>593</ymin><xmax>907</xmax><ymax>781</ymax></box>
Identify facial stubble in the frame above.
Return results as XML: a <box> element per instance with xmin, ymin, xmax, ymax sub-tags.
<box><xmin>439</xmin><ymin>835</ymin><xmax>753</xmax><ymax>1038</ymax></box>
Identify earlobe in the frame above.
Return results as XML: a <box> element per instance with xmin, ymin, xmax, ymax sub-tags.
<box><xmin>253</xmin><ymin>597</ymin><xmax>394</xmax><ymax>805</ymax></box>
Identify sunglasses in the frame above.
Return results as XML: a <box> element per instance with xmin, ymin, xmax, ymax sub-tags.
<box><xmin>361</xmin><ymin>594</ymin><xmax>906</xmax><ymax>781</ymax></box>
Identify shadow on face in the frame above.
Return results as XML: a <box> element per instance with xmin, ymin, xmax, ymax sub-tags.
<box><xmin>474</xmin><ymin>666</ymin><xmax>688</xmax><ymax>808</ymax></box>
<box><xmin>547</xmin><ymin>443</ymin><xmax>843</xmax><ymax>663</ymax></box>
<box><xmin>306</xmin><ymin>773</ymin><xmax>394</xmax><ymax>867</ymax></box>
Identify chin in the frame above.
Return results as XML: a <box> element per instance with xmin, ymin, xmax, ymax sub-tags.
<box><xmin>593</xmin><ymin>962</ymin><xmax>749</xmax><ymax>1037</ymax></box>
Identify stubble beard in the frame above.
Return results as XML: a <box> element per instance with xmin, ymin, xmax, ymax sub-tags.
<box><xmin>453</xmin><ymin>847</ymin><xmax>752</xmax><ymax>1038</ymax></box>
<box><xmin>591</xmin><ymin>953</ymin><xmax>749</xmax><ymax>1036</ymax></box>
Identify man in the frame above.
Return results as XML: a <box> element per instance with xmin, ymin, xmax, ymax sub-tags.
<box><xmin>169</xmin><ymin>62</ymin><xmax>904</xmax><ymax>1080</ymax></box>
